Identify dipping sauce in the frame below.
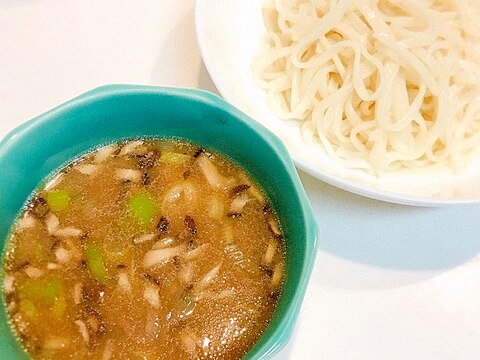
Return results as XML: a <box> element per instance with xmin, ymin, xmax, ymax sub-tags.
<box><xmin>2</xmin><ymin>139</ymin><xmax>285</xmax><ymax>360</ymax></box>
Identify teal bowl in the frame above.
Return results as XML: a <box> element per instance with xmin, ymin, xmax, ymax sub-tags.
<box><xmin>0</xmin><ymin>85</ymin><xmax>317</xmax><ymax>359</ymax></box>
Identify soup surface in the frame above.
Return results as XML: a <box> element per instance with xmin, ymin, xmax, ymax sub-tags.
<box><xmin>2</xmin><ymin>139</ymin><xmax>285</xmax><ymax>360</ymax></box>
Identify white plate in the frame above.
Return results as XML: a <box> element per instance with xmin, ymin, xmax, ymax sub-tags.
<box><xmin>195</xmin><ymin>0</ymin><xmax>480</xmax><ymax>206</ymax></box>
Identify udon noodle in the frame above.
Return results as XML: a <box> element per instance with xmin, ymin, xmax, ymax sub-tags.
<box><xmin>252</xmin><ymin>0</ymin><xmax>480</xmax><ymax>175</ymax></box>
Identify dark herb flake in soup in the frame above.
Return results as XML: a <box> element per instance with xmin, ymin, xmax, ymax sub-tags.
<box><xmin>2</xmin><ymin>139</ymin><xmax>286</xmax><ymax>360</ymax></box>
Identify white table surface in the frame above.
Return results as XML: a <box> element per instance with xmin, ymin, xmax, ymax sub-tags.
<box><xmin>2</xmin><ymin>1</ymin><xmax>480</xmax><ymax>359</ymax></box>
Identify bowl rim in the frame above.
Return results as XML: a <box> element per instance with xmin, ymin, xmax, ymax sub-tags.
<box><xmin>0</xmin><ymin>84</ymin><xmax>318</xmax><ymax>360</ymax></box>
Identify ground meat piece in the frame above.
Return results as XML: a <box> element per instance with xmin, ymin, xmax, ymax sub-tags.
<box><xmin>157</xmin><ymin>216</ymin><xmax>169</xmax><ymax>233</ymax></box>
<box><xmin>184</xmin><ymin>216</ymin><xmax>197</xmax><ymax>236</ymax></box>
<box><xmin>30</xmin><ymin>196</ymin><xmax>49</xmax><ymax>219</ymax></box>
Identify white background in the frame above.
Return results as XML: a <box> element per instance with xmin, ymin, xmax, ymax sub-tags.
<box><xmin>2</xmin><ymin>1</ymin><xmax>480</xmax><ymax>359</ymax></box>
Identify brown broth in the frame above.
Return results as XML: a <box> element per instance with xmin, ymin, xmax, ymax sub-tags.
<box><xmin>2</xmin><ymin>139</ymin><xmax>285</xmax><ymax>360</ymax></box>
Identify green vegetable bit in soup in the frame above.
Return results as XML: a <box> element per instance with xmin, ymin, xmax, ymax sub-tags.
<box><xmin>2</xmin><ymin>139</ymin><xmax>286</xmax><ymax>360</ymax></box>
